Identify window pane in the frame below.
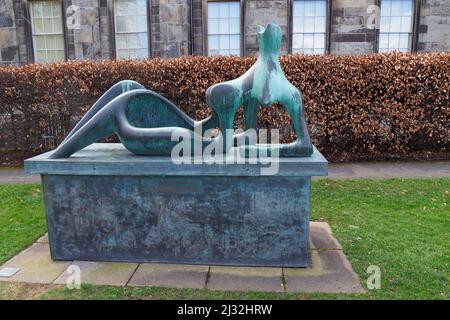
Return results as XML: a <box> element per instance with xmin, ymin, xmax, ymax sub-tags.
<box><xmin>314</xmin><ymin>48</ymin><xmax>324</xmax><ymax>54</ymax></box>
<box><xmin>294</xmin><ymin>1</ymin><xmax>304</xmax><ymax>16</ymax></box>
<box><xmin>388</xmin><ymin>33</ymin><xmax>399</xmax><ymax>48</ymax></box>
<box><xmin>33</xmin><ymin>18</ymin><xmax>43</xmax><ymax>33</ymax></box>
<box><xmin>116</xmin><ymin>34</ymin><xmax>127</xmax><ymax>49</ymax></box>
<box><xmin>293</xmin><ymin>17</ymin><xmax>303</xmax><ymax>33</ymax></box>
<box><xmin>117</xmin><ymin>49</ymin><xmax>129</xmax><ymax>59</ymax></box>
<box><xmin>390</xmin><ymin>17</ymin><xmax>401</xmax><ymax>32</ymax></box>
<box><xmin>33</xmin><ymin>3</ymin><xmax>43</xmax><ymax>16</ymax></box>
<box><xmin>314</xmin><ymin>17</ymin><xmax>326</xmax><ymax>33</ymax></box>
<box><xmin>379</xmin><ymin>0</ymin><xmax>413</xmax><ymax>52</ymax></box>
<box><xmin>304</xmin><ymin>17</ymin><xmax>315</xmax><ymax>32</ymax></box>
<box><xmin>379</xmin><ymin>33</ymin><xmax>388</xmax><ymax>48</ymax></box>
<box><xmin>35</xmin><ymin>36</ymin><xmax>46</xmax><ymax>49</ymax></box>
<box><xmin>52</xmin><ymin>1</ymin><xmax>61</xmax><ymax>17</ymax></box>
<box><xmin>209</xmin><ymin>18</ymin><xmax>219</xmax><ymax>34</ymax></box>
<box><xmin>380</xmin><ymin>17</ymin><xmax>390</xmax><ymax>32</ymax></box>
<box><xmin>229</xmin><ymin>2</ymin><xmax>240</xmax><ymax>17</ymax></box>
<box><xmin>56</xmin><ymin>50</ymin><xmax>65</xmax><ymax>60</ymax></box>
<box><xmin>304</xmin><ymin>34</ymin><xmax>314</xmax><ymax>48</ymax></box>
<box><xmin>381</xmin><ymin>0</ymin><xmax>391</xmax><ymax>16</ymax></box>
<box><xmin>136</xmin><ymin>49</ymin><xmax>148</xmax><ymax>59</ymax></box>
<box><xmin>208</xmin><ymin>1</ymin><xmax>240</xmax><ymax>56</ymax></box>
<box><xmin>401</xmin><ymin>0</ymin><xmax>412</xmax><ymax>15</ymax></box>
<box><xmin>219</xmin><ymin>2</ymin><xmax>229</xmax><ymax>17</ymax></box>
<box><xmin>315</xmin><ymin>1</ymin><xmax>326</xmax><ymax>16</ymax></box>
<box><xmin>208</xmin><ymin>2</ymin><xmax>219</xmax><ymax>18</ymax></box>
<box><xmin>219</xmin><ymin>18</ymin><xmax>230</xmax><ymax>34</ymax></box>
<box><xmin>46</xmin><ymin>50</ymin><xmax>56</xmax><ymax>62</ymax></box>
<box><xmin>401</xmin><ymin>17</ymin><xmax>411</xmax><ymax>32</ymax></box>
<box><xmin>304</xmin><ymin>1</ymin><xmax>315</xmax><ymax>16</ymax></box>
<box><xmin>391</xmin><ymin>0</ymin><xmax>402</xmax><ymax>15</ymax></box>
<box><xmin>42</xmin><ymin>3</ymin><xmax>52</xmax><ymax>17</ymax></box>
<box><xmin>292</xmin><ymin>33</ymin><xmax>303</xmax><ymax>49</ymax></box>
<box><xmin>42</xmin><ymin>18</ymin><xmax>52</xmax><ymax>33</ymax></box>
<box><xmin>53</xmin><ymin>18</ymin><xmax>62</xmax><ymax>33</ymax></box>
<box><xmin>399</xmin><ymin>33</ymin><xmax>409</xmax><ymax>48</ymax></box>
<box><xmin>314</xmin><ymin>33</ymin><xmax>325</xmax><ymax>49</ymax></box>
<box><xmin>116</xmin><ymin>16</ymin><xmax>126</xmax><ymax>32</ymax></box>
<box><xmin>219</xmin><ymin>35</ymin><xmax>230</xmax><ymax>50</ymax></box>
<box><xmin>138</xmin><ymin>33</ymin><xmax>148</xmax><ymax>48</ymax></box>
<box><xmin>230</xmin><ymin>35</ymin><xmax>240</xmax><ymax>50</ymax></box>
<box><xmin>292</xmin><ymin>0</ymin><xmax>327</xmax><ymax>55</ymax></box>
<box><xmin>230</xmin><ymin>18</ymin><xmax>240</xmax><ymax>34</ymax></box>
<box><xmin>209</xmin><ymin>35</ymin><xmax>219</xmax><ymax>50</ymax></box>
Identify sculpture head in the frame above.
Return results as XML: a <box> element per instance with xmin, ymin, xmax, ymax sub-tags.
<box><xmin>257</xmin><ymin>23</ymin><xmax>282</xmax><ymax>55</ymax></box>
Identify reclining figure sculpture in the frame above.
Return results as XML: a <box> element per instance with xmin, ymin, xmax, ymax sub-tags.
<box><xmin>50</xmin><ymin>23</ymin><xmax>312</xmax><ymax>159</ymax></box>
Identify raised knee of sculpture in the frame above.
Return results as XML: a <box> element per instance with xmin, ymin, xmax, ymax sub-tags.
<box><xmin>50</xmin><ymin>23</ymin><xmax>313</xmax><ymax>159</ymax></box>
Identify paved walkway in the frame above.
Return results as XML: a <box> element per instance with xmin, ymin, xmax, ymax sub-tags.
<box><xmin>1</xmin><ymin>161</ymin><xmax>449</xmax><ymax>184</ymax></box>
<box><xmin>324</xmin><ymin>161</ymin><xmax>450</xmax><ymax>179</ymax></box>
<box><xmin>0</xmin><ymin>222</ymin><xmax>365</xmax><ymax>293</ymax></box>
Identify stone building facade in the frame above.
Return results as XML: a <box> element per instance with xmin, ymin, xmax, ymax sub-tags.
<box><xmin>0</xmin><ymin>0</ymin><xmax>449</xmax><ymax>64</ymax></box>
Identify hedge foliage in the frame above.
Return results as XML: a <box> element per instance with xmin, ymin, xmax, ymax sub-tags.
<box><xmin>0</xmin><ymin>52</ymin><xmax>449</xmax><ymax>164</ymax></box>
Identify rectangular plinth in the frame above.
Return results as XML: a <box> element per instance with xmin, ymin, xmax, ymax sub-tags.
<box><xmin>26</xmin><ymin>143</ymin><xmax>328</xmax><ymax>267</ymax></box>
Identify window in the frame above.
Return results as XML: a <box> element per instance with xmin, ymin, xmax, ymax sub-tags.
<box><xmin>292</xmin><ymin>0</ymin><xmax>327</xmax><ymax>54</ymax></box>
<box><xmin>207</xmin><ymin>1</ymin><xmax>240</xmax><ymax>56</ymax></box>
<box><xmin>379</xmin><ymin>0</ymin><xmax>413</xmax><ymax>52</ymax></box>
<box><xmin>114</xmin><ymin>0</ymin><xmax>149</xmax><ymax>59</ymax></box>
<box><xmin>30</xmin><ymin>1</ymin><xmax>65</xmax><ymax>63</ymax></box>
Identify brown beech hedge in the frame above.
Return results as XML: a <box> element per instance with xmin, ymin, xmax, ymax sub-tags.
<box><xmin>0</xmin><ymin>52</ymin><xmax>449</xmax><ymax>164</ymax></box>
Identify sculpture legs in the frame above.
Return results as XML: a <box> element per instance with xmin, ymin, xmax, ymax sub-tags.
<box><xmin>62</xmin><ymin>80</ymin><xmax>144</xmax><ymax>144</ymax></box>
<box><xmin>238</xmin><ymin>93</ymin><xmax>313</xmax><ymax>157</ymax></box>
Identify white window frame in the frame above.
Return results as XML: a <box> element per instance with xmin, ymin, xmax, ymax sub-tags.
<box><xmin>292</xmin><ymin>0</ymin><xmax>327</xmax><ymax>55</ymax></box>
<box><xmin>29</xmin><ymin>0</ymin><xmax>66</xmax><ymax>63</ymax></box>
<box><xmin>206</xmin><ymin>0</ymin><xmax>241</xmax><ymax>56</ymax></box>
<box><xmin>113</xmin><ymin>0</ymin><xmax>150</xmax><ymax>60</ymax></box>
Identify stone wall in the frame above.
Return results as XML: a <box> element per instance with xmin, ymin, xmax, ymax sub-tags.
<box><xmin>417</xmin><ymin>0</ymin><xmax>450</xmax><ymax>51</ymax></box>
<box><xmin>191</xmin><ymin>0</ymin><xmax>203</xmax><ymax>55</ymax></box>
<box><xmin>63</xmin><ymin>0</ymin><xmax>103</xmax><ymax>60</ymax></box>
<box><xmin>1</xmin><ymin>0</ymin><xmax>449</xmax><ymax>64</ymax></box>
<box><xmin>244</xmin><ymin>0</ymin><xmax>290</xmax><ymax>55</ymax></box>
<box><xmin>331</xmin><ymin>0</ymin><xmax>378</xmax><ymax>54</ymax></box>
<box><xmin>151</xmin><ymin>0</ymin><xmax>191</xmax><ymax>57</ymax></box>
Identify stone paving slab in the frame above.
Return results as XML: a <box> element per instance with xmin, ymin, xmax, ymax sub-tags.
<box><xmin>207</xmin><ymin>266</ymin><xmax>284</xmax><ymax>292</ymax></box>
<box><xmin>310</xmin><ymin>221</ymin><xmax>342</xmax><ymax>250</ymax></box>
<box><xmin>127</xmin><ymin>263</ymin><xmax>209</xmax><ymax>289</ymax></box>
<box><xmin>284</xmin><ymin>249</ymin><xmax>365</xmax><ymax>293</ymax></box>
<box><xmin>0</xmin><ymin>222</ymin><xmax>365</xmax><ymax>293</ymax></box>
<box><xmin>324</xmin><ymin>161</ymin><xmax>450</xmax><ymax>179</ymax></box>
<box><xmin>0</xmin><ymin>243</ymin><xmax>70</xmax><ymax>284</ymax></box>
<box><xmin>54</xmin><ymin>261</ymin><xmax>138</xmax><ymax>286</ymax></box>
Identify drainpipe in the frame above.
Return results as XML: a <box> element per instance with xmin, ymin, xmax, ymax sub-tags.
<box><xmin>189</xmin><ymin>0</ymin><xmax>194</xmax><ymax>55</ymax></box>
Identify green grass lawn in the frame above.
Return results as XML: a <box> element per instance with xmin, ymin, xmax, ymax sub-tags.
<box><xmin>0</xmin><ymin>184</ymin><xmax>46</xmax><ymax>264</ymax></box>
<box><xmin>0</xmin><ymin>179</ymin><xmax>449</xmax><ymax>300</ymax></box>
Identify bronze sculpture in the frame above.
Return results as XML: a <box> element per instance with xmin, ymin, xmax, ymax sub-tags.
<box><xmin>50</xmin><ymin>23</ymin><xmax>312</xmax><ymax>159</ymax></box>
